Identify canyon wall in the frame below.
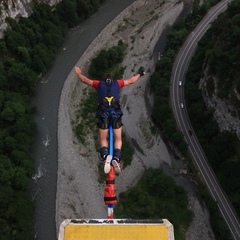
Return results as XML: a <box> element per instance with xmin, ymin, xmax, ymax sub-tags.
<box><xmin>0</xmin><ymin>0</ymin><xmax>61</xmax><ymax>37</ymax></box>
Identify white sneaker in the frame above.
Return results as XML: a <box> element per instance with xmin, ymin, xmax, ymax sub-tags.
<box><xmin>104</xmin><ymin>155</ymin><xmax>112</xmax><ymax>174</ymax></box>
<box><xmin>112</xmin><ymin>159</ymin><xmax>121</xmax><ymax>174</ymax></box>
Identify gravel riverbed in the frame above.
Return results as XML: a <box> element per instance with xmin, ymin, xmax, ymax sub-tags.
<box><xmin>56</xmin><ymin>1</ymin><xmax>215</xmax><ymax>239</ymax></box>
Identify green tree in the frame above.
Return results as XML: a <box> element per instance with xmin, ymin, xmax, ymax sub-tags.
<box><xmin>115</xmin><ymin>169</ymin><xmax>193</xmax><ymax>239</ymax></box>
<box><xmin>7</xmin><ymin>62</ymin><xmax>37</xmax><ymax>94</ymax></box>
<box><xmin>3</xmin><ymin>136</ymin><xmax>16</xmax><ymax>154</ymax></box>
<box><xmin>76</xmin><ymin>0</ymin><xmax>95</xmax><ymax>19</ymax></box>
<box><xmin>0</xmin><ymin>0</ymin><xmax>106</xmax><ymax>237</ymax></box>
<box><xmin>12</xmin><ymin>167</ymin><xmax>30</xmax><ymax>190</ymax></box>
<box><xmin>57</xmin><ymin>0</ymin><xmax>80</xmax><ymax>27</ymax></box>
<box><xmin>1</xmin><ymin>106</ymin><xmax>15</xmax><ymax>122</ymax></box>
<box><xmin>0</xmin><ymin>39</ymin><xmax>7</xmax><ymax>57</ymax></box>
<box><xmin>16</xmin><ymin>46</ymin><xmax>31</xmax><ymax>65</ymax></box>
<box><xmin>0</xmin><ymin>61</ymin><xmax>7</xmax><ymax>89</ymax></box>
<box><xmin>5</xmin><ymin>29</ymin><xmax>26</xmax><ymax>53</ymax></box>
<box><xmin>31</xmin><ymin>43</ymin><xmax>53</xmax><ymax>73</ymax></box>
<box><xmin>0</xmin><ymin>155</ymin><xmax>13</xmax><ymax>184</ymax></box>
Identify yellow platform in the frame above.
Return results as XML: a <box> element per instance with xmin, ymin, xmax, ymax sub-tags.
<box><xmin>58</xmin><ymin>219</ymin><xmax>174</xmax><ymax>240</ymax></box>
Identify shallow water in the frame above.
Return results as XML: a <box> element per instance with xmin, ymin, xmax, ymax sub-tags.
<box><xmin>30</xmin><ymin>1</ymin><xmax>193</xmax><ymax>240</ymax></box>
<box><xmin>30</xmin><ymin>1</ymin><xmax>135</xmax><ymax>239</ymax></box>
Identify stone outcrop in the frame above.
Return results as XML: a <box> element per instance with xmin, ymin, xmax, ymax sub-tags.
<box><xmin>200</xmin><ymin>69</ymin><xmax>240</xmax><ymax>139</ymax></box>
<box><xmin>0</xmin><ymin>0</ymin><xmax>61</xmax><ymax>38</ymax></box>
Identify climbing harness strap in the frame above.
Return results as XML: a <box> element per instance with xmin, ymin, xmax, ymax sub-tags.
<box><xmin>98</xmin><ymin>80</ymin><xmax>120</xmax><ymax>110</ymax></box>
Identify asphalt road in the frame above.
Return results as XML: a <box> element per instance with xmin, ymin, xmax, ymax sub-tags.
<box><xmin>170</xmin><ymin>0</ymin><xmax>240</xmax><ymax>239</ymax></box>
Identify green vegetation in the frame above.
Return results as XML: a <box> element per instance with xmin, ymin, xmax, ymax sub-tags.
<box><xmin>74</xmin><ymin>38</ymin><xmax>193</xmax><ymax>240</ymax></box>
<box><xmin>115</xmin><ymin>169</ymin><xmax>193</xmax><ymax>240</ymax></box>
<box><xmin>185</xmin><ymin>0</ymin><xmax>240</xmax><ymax>231</ymax></box>
<box><xmin>88</xmin><ymin>39</ymin><xmax>127</xmax><ymax>79</ymax></box>
<box><xmin>0</xmin><ymin>0</ymin><xmax>105</xmax><ymax>239</ymax></box>
<box><xmin>149</xmin><ymin>0</ymin><xmax>223</xmax><ymax>157</ymax></box>
<box><xmin>149</xmin><ymin>0</ymin><xmax>237</xmax><ymax>238</ymax></box>
<box><xmin>205</xmin><ymin>1</ymin><xmax>240</xmax><ymax>106</ymax></box>
<box><xmin>72</xmin><ymin>0</ymin><xmax>237</xmax><ymax>239</ymax></box>
<box><xmin>1</xmin><ymin>0</ymin><xmax>238</xmax><ymax>238</ymax></box>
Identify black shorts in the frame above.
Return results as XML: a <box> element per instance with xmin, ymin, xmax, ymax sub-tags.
<box><xmin>96</xmin><ymin>109</ymin><xmax>123</xmax><ymax>129</ymax></box>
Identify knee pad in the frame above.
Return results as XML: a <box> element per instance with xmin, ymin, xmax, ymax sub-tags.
<box><xmin>100</xmin><ymin>147</ymin><xmax>109</xmax><ymax>158</ymax></box>
<box><xmin>114</xmin><ymin>148</ymin><xmax>122</xmax><ymax>159</ymax></box>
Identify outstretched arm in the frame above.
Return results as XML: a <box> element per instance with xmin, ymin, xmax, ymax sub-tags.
<box><xmin>124</xmin><ymin>67</ymin><xmax>145</xmax><ymax>86</ymax></box>
<box><xmin>75</xmin><ymin>67</ymin><xmax>93</xmax><ymax>86</ymax></box>
<box><xmin>124</xmin><ymin>74</ymin><xmax>141</xmax><ymax>86</ymax></box>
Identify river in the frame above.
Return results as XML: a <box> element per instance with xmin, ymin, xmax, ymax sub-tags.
<box><xmin>30</xmin><ymin>1</ymin><xmax>193</xmax><ymax>240</ymax></box>
<box><xmin>30</xmin><ymin>1</ymin><xmax>135</xmax><ymax>240</ymax></box>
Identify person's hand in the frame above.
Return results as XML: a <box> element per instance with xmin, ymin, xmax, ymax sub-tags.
<box><xmin>137</xmin><ymin>66</ymin><xmax>145</xmax><ymax>77</ymax></box>
<box><xmin>75</xmin><ymin>66</ymin><xmax>82</xmax><ymax>75</ymax></box>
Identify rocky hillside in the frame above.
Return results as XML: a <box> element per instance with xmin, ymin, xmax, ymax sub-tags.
<box><xmin>199</xmin><ymin>1</ymin><xmax>240</xmax><ymax>139</ymax></box>
<box><xmin>200</xmin><ymin>71</ymin><xmax>240</xmax><ymax>139</ymax></box>
<box><xmin>0</xmin><ymin>0</ymin><xmax>61</xmax><ymax>37</ymax></box>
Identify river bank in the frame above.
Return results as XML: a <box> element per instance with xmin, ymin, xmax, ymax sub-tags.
<box><xmin>56</xmin><ymin>0</ymin><xmax>215</xmax><ymax>239</ymax></box>
<box><xmin>31</xmin><ymin>1</ymin><xmax>136</xmax><ymax>239</ymax></box>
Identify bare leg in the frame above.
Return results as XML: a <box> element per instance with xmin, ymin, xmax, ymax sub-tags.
<box><xmin>99</xmin><ymin>128</ymin><xmax>109</xmax><ymax>148</ymax></box>
<box><xmin>113</xmin><ymin>127</ymin><xmax>122</xmax><ymax>149</ymax></box>
<box><xmin>99</xmin><ymin>128</ymin><xmax>110</xmax><ymax>173</ymax></box>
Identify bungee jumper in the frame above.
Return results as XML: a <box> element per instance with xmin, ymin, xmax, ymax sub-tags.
<box><xmin>74</xmin><ymin>66</ymin><xmax>145</xmax><ymax>173</ymax></box>
<box><xmin>59</xmin><ymin>66</ymin><xmax>175</xmax><ymax>235</ymax></box>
